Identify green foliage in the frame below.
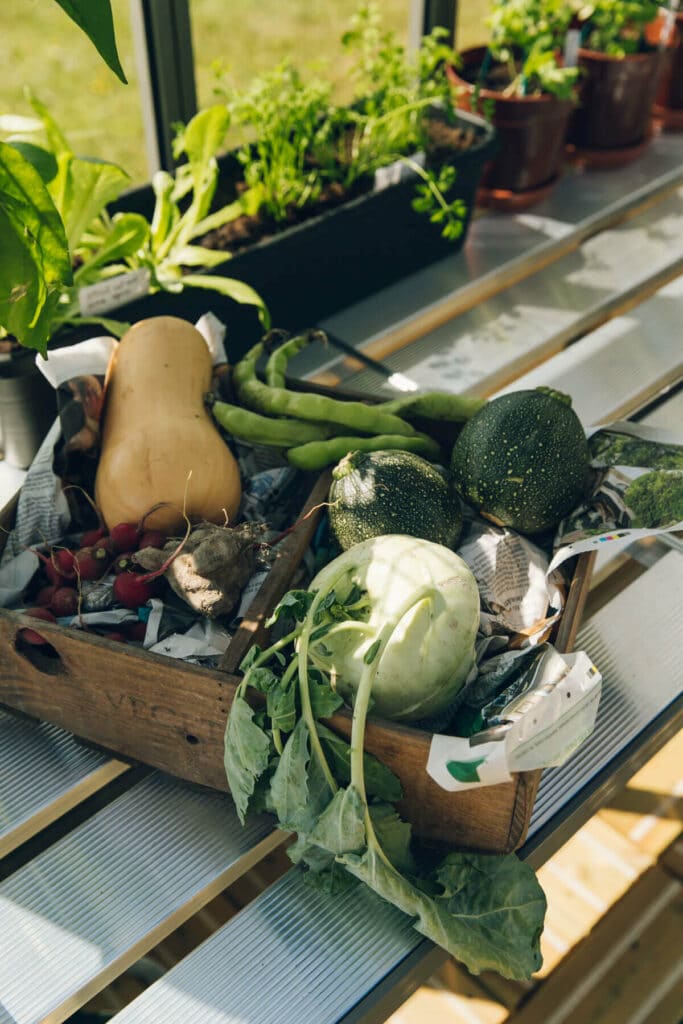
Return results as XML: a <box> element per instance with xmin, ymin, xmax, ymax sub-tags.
<box><xmin>487</xmin><ymin>0</ymin><xmax>581</xmax><ymax>98</ymax></box>
<box><xmin>0</xmin><ymin>98</ymin><xmax>268</xmax><ymax>350</ymax></box>
<box><xmin>624</xmin><ymin>470</ymin><xmax>683</xmax><ymax>528</ymax></box>
<box><xmin>0</xmin><ymin>141</ymin><xmax>71</xmax><ymax>355</ymax></box>
<box><xmin>575</xmin><ymin>1</ymin><xmax>660</xmax><ymax>55</ymax></box>
<box><xmin>53</xmin><ymin>0</ymin><xmax>127</xmax><ymax>83</ymax></box>
<box><xmin>223</xmin><ymin>573</ymin><xmax>547</xmax><ymax>978</ymax></box>
<box><xmin>211</xmin><ymin>2</ymin><xmax>472</xmax><ymax>241</ymax></box>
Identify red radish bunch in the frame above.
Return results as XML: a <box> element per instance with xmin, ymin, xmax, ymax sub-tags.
<box><xmin>113</xmin><ymin>572</ymin><xmax>158</xmax><ymax>609</ymax></box>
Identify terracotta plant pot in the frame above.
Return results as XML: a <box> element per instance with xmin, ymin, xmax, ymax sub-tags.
<box><xmin>651</xmin><ymin>11</ymin><xmax>683</xmax><ymax>129</ymax></box>
<box><xmin>567</xmin><ymin>47</ymin><xmax>664</xmax><ymax>161</ymax></box>
<box><xmin>448</xmin><ymin>48</ymin><xmax>575</xmax><ymax>210</ymax></box>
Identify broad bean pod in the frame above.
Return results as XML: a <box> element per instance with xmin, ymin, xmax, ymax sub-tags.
<box><xmin>264</xmin><ymin>331</ymin><xmax>325</xmax><ymax>389</ymax></box>
<box><xmin>234</xmin><ymin>340</ymin><xmax>420</xmax><ymax>439</ymax></box>
<box><xmin>286</xmin><ymin>433</ymin><xmax>442</xmax><ymax>471</ymax></box>
<box><xmin>379</xmin><ymin>392</ymin><xmax>486</xmax><ymax>422</ymax></box>
<box><xmin>212</xmin><ymin>400</ymin><xmax>331</xmax><ymax>448</ymax></box>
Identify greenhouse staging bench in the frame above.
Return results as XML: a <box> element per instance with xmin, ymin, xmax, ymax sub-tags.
<box><xmin>0</xmin><ymin>140</ymin><xmax>681</xmax><ymax>1024</ymax></box>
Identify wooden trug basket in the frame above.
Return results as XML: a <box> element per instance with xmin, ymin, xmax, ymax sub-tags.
<box><xmin>0</xmin><ymin>476</ymin><xmax>594</xmax><ymax>854</ymax></box>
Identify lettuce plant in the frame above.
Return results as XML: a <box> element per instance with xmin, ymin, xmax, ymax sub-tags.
<box><xmin>0</xmin><ymin>100</ymin><xmax>267</xmax><ymax>353</ymax></box>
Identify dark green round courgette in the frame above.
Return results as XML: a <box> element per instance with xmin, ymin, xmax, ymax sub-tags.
<box><xmin>449</xmin><ymin>388</ymin><xmax>590</xmax><ymax>534</ymax></box>
<box><xmin>328</xmin><ymin>449</ymin><xmax>462</xmax><ymax>550</ymax></box>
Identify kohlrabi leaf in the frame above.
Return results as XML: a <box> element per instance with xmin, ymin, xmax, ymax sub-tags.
<box><xmin>267</xmin><ymin>678</ymin><xmax>297</xmax><ymax>734</ymax></box>
<box><xmin>308</xmin><ymin>673</ymin><xmax>344</xmax><ymax>719</ymax></box>
<box><xmin>224</xmin><ymin>695</ymin><xmax>272</xmax><ymax>824</ymax></box>
<box><xmin>341</xmin><ymin>846</ymin><xmax>546</xmax><ymax>980</ymax></box>
<box><xmin>266</xmin><ymin>590</ymin><xmax>315</xmax><ymax>627</ymax></box>
<box><xmin>247</xmin><ymin>666</ymin><xmax>280</xmax><ymax>693</ymax></box>
<box><xmin>53</xmin><ymin>0</ymin><xmax>127</xmax><ymax>83</ymax></box>
<box><xmin>369</xmin><ymin>804</ymin><xmax>415</xmax><ymax>875</ymax></box>
<box><xmin>289</xmin><ymin>835</ymin><xmax>358</xmax><ymax>894</ymax></box>
<box><xmin>269</xmin><ymin>719</ymin><xmax>333</xmax><ymax>832</ymax></box>
<box><xmin>318</xmin><ymin>724</ymin><xmax>403</xmax><ymax>802</ymax></box>
<box><xmin>239</xmin><ymin>644</ymin><xmax>263</xmax><ymax>673</ymax></box>
<box><xmin>308</xmin><ymin>785</ymin><xmax>366</xmax><ymax>855</ymax></box>
<box><xmin>0</xmin><ymin>141</ymin><xmax>71</xmax><ymax>354</ymax></box>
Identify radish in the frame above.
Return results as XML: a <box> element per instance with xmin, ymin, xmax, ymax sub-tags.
<box><xmin>36</xmin><ymin>584</ymin><xmax>59</xmax><ymax>607</ymax></box>
<box><xmin>52</xmin><ymin>548</ymin><xmax>76</xmax><ymax>580</ymax></box>
<box><xmin>126</xmin><ymin>620</ymin><xmax>148</xmax><ymax>642</ymax></box>
<box><xmin>19</xmin><ymin>607</ymin><xmax>57</xmax><ymax>646</ymax></box>
<box><xmin>43</xmin><ymin>560</ymin><xmax>64</xmax><ymax>586</ymax></box>
<box><xmin>93</xmin><ymin>537</ymin><xmax>115</xmax><ymax>561</ymax></box>
<box><xmin>138</xmin><ymin>529</ymin><xmax>167</xmax><ymax>550</ymax></box>
<box><xmin>103</xmin><ymin>631</ymin><xmax>128</xmax><ymax>643</ymax></box>
<box><xmin>74</xmin><ymin>547</ymin><xmax>108</xmax><ymax>581</ymax></box>
<box><xmin>110</xmin><ymin>522</ymin><xmax>140</xmax><ymax>554</ymax></box>
<box><xmin>51</xmin><ymin>587</ymin><xmax>79</xmax><ymax>617</ymax></box>
<box><xmin>113</xmin><ymin>552</ymin><xmax>137</xmax><ymax>574</ymax></box>
<box><xmin>81</xmin><ymin>526</ymin><xmax>107</xmax><ymax>547</ymax></box>
<box><xmin>113</xmin><ymin>572</ymin><xmax>157</xmax><ymax>609</ymax></box>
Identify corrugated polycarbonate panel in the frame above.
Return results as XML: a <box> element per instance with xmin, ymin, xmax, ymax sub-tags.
<box><xmin>0</xmin><ymin>774</ymin><xmax>278</xmax><ymax>1024</ymax></box>
<box><xmin>110</xmin><ymin>868</ymin><xmax>418</xmax><ymax>1024</ymax></box>
<box><xmin>495</xmin><ymin>275</ymin><xmax>683</xmax><ymax>424</ymax></box>
<box><xmin>289</xmin><ymin>132</ymin><xmax>683</xmax><ymax>381</ymax></box>
<box><xmin>0</xmin><ymin>710</ymin><xmax>126</xmax><ymax>856</ymax></box>
<box><xmin>528</xmin><ymin>550</ymin><xmax>683</xmax><ymax>838</ymax></box>
<box><xmin>319</xmin><ymin>187</ymin><xmax>683</xmax><ymax>402</ymax></box>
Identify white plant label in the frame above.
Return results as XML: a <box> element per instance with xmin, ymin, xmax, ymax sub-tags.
<box><xmin>79</xmin><ymin>269</ymin><xmax>151</xmax><ymax>316</ymax></box>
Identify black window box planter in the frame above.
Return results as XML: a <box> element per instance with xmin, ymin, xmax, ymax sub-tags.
<box><xmin>57</xmin><ymin>109</ymin><xmax>496</xmax><ymax>360</ymax></box>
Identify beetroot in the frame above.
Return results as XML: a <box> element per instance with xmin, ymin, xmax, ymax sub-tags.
<box><xmin>51</xmin><ymin>587</ymin><xmax>79</xmax><ymax>617</ymax></box>
<box><xmin>113</xmin><ymin>572</ymin><xmax>157</xmax><ymax>609</ymax></box>
<box><xmin>110</xmin><ymin>523</ymin><xmax>140</xmax><ymax>554</ymax></box>
<box><xmin>74</xmin><ymin>547</ymin><xmax>108</xmax><ymax>581</ymax></box>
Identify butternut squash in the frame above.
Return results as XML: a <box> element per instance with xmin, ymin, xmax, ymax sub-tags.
<box><xmin>95</xmin><ymin>316</ymin><xmax>241</xmax><ymax>534</ymax></box>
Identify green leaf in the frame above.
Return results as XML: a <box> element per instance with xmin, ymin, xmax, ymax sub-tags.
<box><xmin>53</xmin><ymin>0</ymin><xmax>127</xmax><ymax>83</ymax></box>
<box><xmin>173</xmin><ymin>245</ymin><xmax>231</xmax><ymax>268</ymax></box>
<box><xmin>224</xmin><ymin>695</ymin><xmax>272</xmax><ymax>824</ymax></box>
<box><xmin>370</xmin><ymin>804</ymin><xmax>415</xmax><ymax>875</ymax></box>
<box><xmin>180</xmin><ymin>274</ymin><xmax>270</xmax><ymax>328</ymax></box>
<box><xmin>363</xmin><ymin>638</ymin><xmax>382</xmax><ymax>665</ymax></box>
<box><xmin>0</xmin><ymin>141</ymin><xmax>71</xmax><ymax>354</ymax></box>
<box><xmin>269</xmin><ymin>719</ymin><xmax>333</xmax><ymax>832</ymax></box>
<box><xmin>317</xmin><ymin>724</ymin><xmax>403</xmax><ymax>802</ymax></box>
<box><xmin>56</xmin><ymin>157</ymin><xmax>130</xmax><ymax>252</ymax></box>
<box><xmin>309</xmin><ymin>785</ymin><xmax>366</xmax><ymax>855</ymax></box>
<box><xmin>247</xmin><ymin>667</ymin><xmax>280</xmax><ymax>693</ymax></box>
<box><xmin>269</xmin><ymin>718</ymin><xmax>313</xmax><ymax>830</ymax></box>
<box><xmin>341</xmin><ymin>846</ymin><xmax>546</xmax><ymax>979</ymax></box>
<box><xmin>433</xmin><ymin>853</ymin><xmax>546</xmax><ymax>979</ymax></box>
<box><xmin>308</xmin><ymin>674</ymin><xmax>343</xmax><ymax>719</ymax></box>
<box><xmin>289</xmin><ymin>834</ymin><xmax>358</xmax><ymax>894</ymax></box>
<box><xmin>239</xmin><ymin>644</ymin><xmax>263</xmax><ymax>673</ymax></box>
<box><xmin>8</xmin><ymin>142</ymin><xmax>58</xmax><ymax>184</ymax></box>
<box><xmin>267</xmin><ymin>678</ymin><xmax>297</xmax><ymax>734</ymax></box>
<box><xmin>75</xmin><ymin>213</ymin><xmax>149</xmax><ymax>281</ymax></box>
<box><xmin>27</xmin><ymin>91</ymin><xmax>71</xmax><ymax>157</ymax></box>
<box><xmin>266</xmin><ymin>589</ymin><xmax>315</xmax><ymax>627</ymax></box>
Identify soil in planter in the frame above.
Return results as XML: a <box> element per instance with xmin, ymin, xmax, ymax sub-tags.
<box><xmin>200</xmin><ymin>118</ymin><xmax>482</xmax><ymax>257</ymax></box>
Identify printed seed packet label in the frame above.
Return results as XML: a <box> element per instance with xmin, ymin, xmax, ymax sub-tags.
<box><xmin>426</xmin><ymin>647</ymin><xmax>602</xmax><ymax>792</ymax></box>
<box><xmin>79</xmin><ymin>268</ymin><xmax>151</xmax><ymax>316</ymax></box>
